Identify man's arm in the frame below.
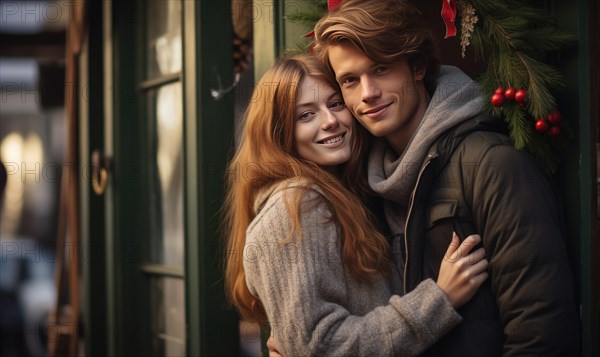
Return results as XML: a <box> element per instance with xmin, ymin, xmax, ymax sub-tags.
<box><xmin>470</xmin><ymin>143</ymin><xmax>580</xmax><ymax>356</ymax></box>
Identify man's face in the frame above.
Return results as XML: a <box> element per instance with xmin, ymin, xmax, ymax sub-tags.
<box><xmin>328</xmin><ymin>43</ymin><xmax>428</xmax><ymax>151</ymax></box>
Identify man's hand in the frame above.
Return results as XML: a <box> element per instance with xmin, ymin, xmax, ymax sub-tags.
<box><xmin>267</xmin><ymin>332</ymin><xmax>283</xmax><ymax>357</ymax></box>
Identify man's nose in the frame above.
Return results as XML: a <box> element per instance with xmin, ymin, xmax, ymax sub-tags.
<box><xmin>361</xmin><ymin>77</ymin><xmax>381</xmax><ymax>103</ymax></box>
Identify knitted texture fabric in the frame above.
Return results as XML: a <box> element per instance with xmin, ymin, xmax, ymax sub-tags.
<box><xmin>244</xmin><ymin>182</ymin><xmax>461</xmax><ymax>356</ymax></box>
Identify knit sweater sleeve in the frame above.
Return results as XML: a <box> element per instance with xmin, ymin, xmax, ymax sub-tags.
<box><xmin>244</xmin><ymin>188</ymin><xmax>461</xmax><ymax>356</ymax></box>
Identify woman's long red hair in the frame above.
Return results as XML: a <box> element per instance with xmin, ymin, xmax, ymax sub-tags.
<box><xmin>223</xmin><ymin>54</ymin><xmax>391</xmax><ymax>324</ymax></box>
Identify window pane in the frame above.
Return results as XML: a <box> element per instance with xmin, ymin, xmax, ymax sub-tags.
<box><xmin>146</xmin><ymin>0</ymin><xmax>182</xmax><ymax>78</ymax></box>
<box><xmin>147</xmin><ymin>82</ymin><xmax>184</xmax><ymax>267</ymax></box>
<box><xmin>149</xmin><ymin>276</ymin><xmax>186</xmax><ymax>356</ymax></box>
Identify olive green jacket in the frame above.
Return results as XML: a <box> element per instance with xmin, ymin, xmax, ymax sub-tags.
<box><xmin>372</xmin><ymin>114</ymin><xmax>580</xmax><ymax>356</ymax></box>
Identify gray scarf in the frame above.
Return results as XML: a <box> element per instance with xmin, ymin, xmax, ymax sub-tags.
<box><xmin>367</xmin><ymin>66</ymin><xmax>483</xmax><ymax>231</ymax></box>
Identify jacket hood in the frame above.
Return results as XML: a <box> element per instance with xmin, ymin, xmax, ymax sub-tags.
<box><xmin>430</xmin><ymin>112</ymin><xmax>509</xmax><ymax>167</ymax></box>
<box><xmin>368</xmin><ymin>65</ymin><xmax>485</xmax><ymax>206</ymax></box>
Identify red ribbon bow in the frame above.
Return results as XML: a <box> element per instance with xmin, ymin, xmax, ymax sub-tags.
<box><xmin>305</xmin><ymin>0</ymin><xmax>344</xmax><ymax>38</ymax></box>
<box><xmin>441</xmin><ymin>0</ymin><xmax>458</xmax><ymax>38</ymax></box>
<box><xmin>327</xmin><ymin>0</ymin><xmax>343</xmax><ymax>11</ymax></box>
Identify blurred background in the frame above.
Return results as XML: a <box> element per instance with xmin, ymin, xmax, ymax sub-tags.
<box><xmin>0</xmin><ymin>1</ymin><xmax>598</xmax><ymax>357</ymax></box>
<box><xmin>1</xmin><ymin>1</ymin><xmax>67</xmax><ymax>356</ymax></box>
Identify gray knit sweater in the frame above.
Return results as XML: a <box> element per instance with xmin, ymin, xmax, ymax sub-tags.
<box><xmin>244</xmin><ymin>181</ymin><xmax>462</xmax><ymax>356</ymax></box>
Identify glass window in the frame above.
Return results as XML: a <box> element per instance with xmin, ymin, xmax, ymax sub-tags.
<box><xmin>147</xmin><ymin>82</ymin><xmax>184</xmax><ymax>267</ymax></box>
<box><xmin>149</xmin><ymin>276</ymin><xmax>186</xmax><ymax>356</ymax></box>
<box><xmin>146</xmin><ymin>0</ymin><xmax>182</xmax><ymax>78</ymax></box>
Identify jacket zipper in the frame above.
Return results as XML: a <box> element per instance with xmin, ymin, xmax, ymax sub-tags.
<box><xmin>403</xmin><ymin>152</ymin><xmax>438</xmax><ymax>294</ymax></box>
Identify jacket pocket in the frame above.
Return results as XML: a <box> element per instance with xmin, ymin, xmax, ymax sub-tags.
<box><xmin>422</xmin><ymin>200</ymin><xmax>459</xmax><ymax>281</ymax></box>
<box><xmin>426</xmin><ymin>199</ymin><xmax>457</xmax><ymax>228</ymax></box>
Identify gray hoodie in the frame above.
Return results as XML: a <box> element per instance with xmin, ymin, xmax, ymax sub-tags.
<box><xmin>368</xmin><ymin>65</ymin><xmax>484</xmax><ymax>209</ymax></box>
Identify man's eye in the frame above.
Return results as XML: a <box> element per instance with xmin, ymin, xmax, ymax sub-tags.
<box><xmin>374</xmin><ymin>65</ymin><xmax>388</xmax><ymax>74</ymax></box>
<box><xmin>341</xmin><ymin>77</ymin><xmax>356</xmax><ymax>86</ymax></box>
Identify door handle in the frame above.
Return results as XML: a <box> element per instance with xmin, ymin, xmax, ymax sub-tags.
<box><xmin>91</xmin><ymin>150</ymin><xmax>110</xmax><ymax>196</ymax></box>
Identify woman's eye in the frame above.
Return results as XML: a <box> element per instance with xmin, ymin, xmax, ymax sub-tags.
<box><xmin>298</xmin><ymin>112</ymin><xmax>313</xmax><ymax>121</ymax></box>
<box><xmin>330</xmin><ymin>100</ymin><xmax>345</xmax><ymax>109</ymax></box>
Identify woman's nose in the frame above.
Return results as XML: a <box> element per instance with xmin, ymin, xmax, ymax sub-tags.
<box><xmin>321</xmin><ymin>110</ymin><xmax>340</xmax><ymax>130</ymax></box>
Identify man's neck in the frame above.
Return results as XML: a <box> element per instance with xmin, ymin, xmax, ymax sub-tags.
<box><xmin>387</xmin><ymin>127</ymin><xmax>419</xmax><ymax>155</ymax></box>
<box><xmin>386</xmin><ymin>87</ymin><xmax>431</xmax><ymax>155</ymax></box>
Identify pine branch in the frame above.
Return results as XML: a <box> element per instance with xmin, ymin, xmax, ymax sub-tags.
<box><xmin>286</xmin><ymin>13</ymin><xmax>323</xmax><ymax>26</ymax></box>
<box><xmin>504</xmin><ymin>104</ymin><xmax>532</xmax><ymax>150</ymax></box>
<box><xmin>511</xmin><ymin>28</ymin><xmax>575</xmax><ymax>55</ymax></box>
<box><xmin>287</xmin><ymin>0</ymin><xmax>574</xmax><ymax>174</ymax></box>
<box><xmin>468</xmin><ymin>0</ymin><xmax>574</xmax><ymax>173</ymax></box>
<box><xmin>526</xmin><ymin>132</ymin><xmax>559</xmax><ymax>174</ymax></box>
<box><xmin>285</xmin><ymin>0</ymin><xmax>327</xmax><ymax>28</ymax></box>
<box><xmin>282</xmin><ymin>42</ymin><xmax>312</xmax><ymax>56</ymax></box>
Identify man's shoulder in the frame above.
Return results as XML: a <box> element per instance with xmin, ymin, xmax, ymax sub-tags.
<box><xmin>459</xmin><ymin>129</ymin><xmax>513</xmax><ymax>152</ymax></box>
<box><xmin>445</xmin><ymin>129</ymin><xmax>551</xmax><ymax>185</ymax></box>
<box><xmin>435</xmin><ymin>123</ymin><xmax>513</xmax><ymax>163</ymax></box>
<box><xmin>430</xmin><ymin>113</ymin><xmax>510</xmax><ymax>159</ymax></box>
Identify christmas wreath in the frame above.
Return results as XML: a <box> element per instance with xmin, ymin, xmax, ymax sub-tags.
<box><xmin>288</xmin><ymin>0</ymin><xmax>575</xmax><ymax>174</ymax></box>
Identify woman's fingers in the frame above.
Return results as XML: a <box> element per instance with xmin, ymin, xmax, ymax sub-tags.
<box><xmin>446</xmin><ymin>233</ymin><xmax>482</xmax><ymax>262</ymax></box>
<box><xmin>444</xmin><ymin>232</ymin><xmax>461</xmax><ymax>261</ymax></box>
<box><xmin>267</xmin><ymin>335</ymin><xmax>283</xmax><ymax>357</ymax></box>
<box><xmin>470</xmin><ymin>271</ymin><xmax>489</xmax><ymax>287</ymax></box>
<box><xmin>458</xmin><ymin>234</ymin><xmax>481</xmax><ymax>256</ymax></box>
<box><xmin>467</xmin><ymin>258</ymin><xmax>489</xmax><ymax>275</ymax></box>
<box><xmin>465</xmin><ymin>247</ymin><xmax>486</xmax><ymax>264</ymax></box>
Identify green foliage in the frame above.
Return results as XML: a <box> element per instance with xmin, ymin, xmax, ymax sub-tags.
<box><xmin>288</xmin><ymin>0</ymin><xmax>574</xmax><ymax>174</ymax></box>
<box><xmin>285</xmin><ymin>0</ymin><xmax>327</xmax><ymax>29</ymax></box>
<box><xmin>468</xmin><ymin>0</ymin><xmax>575</xmax><ymax>174</ymax></box>
<box><xmin>284</xmin><ymin>0</ymin><xmax>327</xmax><ymax>51</ymax></box>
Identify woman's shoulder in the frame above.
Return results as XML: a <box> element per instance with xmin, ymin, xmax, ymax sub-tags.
<box><xmin>253</xmin><ymin>178</ymin><xmax>325</xmax><ymax>212</ymax></box>
<box><xmin>247</xmin><ymin>179</ymin><xmax>330</xmax><ymax>240</ymax></box>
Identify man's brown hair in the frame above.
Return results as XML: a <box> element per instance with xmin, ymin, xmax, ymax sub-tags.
<box><xmin>313</xmin><ymin>0</ymin><xmax>440</xmax><ymax>94</ymax></box>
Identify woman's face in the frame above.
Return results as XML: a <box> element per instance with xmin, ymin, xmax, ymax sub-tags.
<box><xmin>294</xmin><ymin>75</ymin><xmax>353</xmax><ymax>168</ymax></box>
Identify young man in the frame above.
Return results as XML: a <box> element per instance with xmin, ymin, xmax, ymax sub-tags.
<box><xmin>312</xmin><ymin>0</ymin><xmax>580</xmax><ymax>356</ymax></box>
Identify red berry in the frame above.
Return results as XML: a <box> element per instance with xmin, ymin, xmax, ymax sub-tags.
<box><xmin>491</xmin><ymin>93</ymin><xmax>505</xmax><ymax>107</ymax></box>
<box><xmin>535</xmin><ymin>119</ymin><xmax>549</xmax><ymax>133</ymax></box>
<box><xmin>504</xmin><ymin>87</ymin><xmax>516</xmax><ymax>100</ymax></box>
<box><xmin>514</xmin><ymin>88</ymin><xmax>527</xmax><ymax>103</ymax></box>
<box><xmin>495</xmin><ymin>87</ymin><xmax>504</xmax><ymax>94</ymax></box>
<box><xmin>548</xmin><ymin>126</ymin><xmax>560</xmax><ymax>137</ymax></box>
<box><xmin>547</xmin><ymin>110</ymin><xmax>561</xmax><ymax>124</ymax></box>
<box><xmin>554</xmin><ymin>111</ymin><xmax>561</xmax><ymax>121</ymax></box>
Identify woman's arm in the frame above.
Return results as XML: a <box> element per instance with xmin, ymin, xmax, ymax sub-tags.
<box><xmin>245</xmin><ymin>189</ymin><xmax>482</xmax><ymax>356</ymax></box>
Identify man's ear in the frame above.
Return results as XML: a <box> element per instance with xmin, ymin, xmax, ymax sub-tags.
<box><xmin>414</xmin><ymin>64</ymin><xmax>426</xmax><ymax>80</ymax></box>
<box><xmin>413</xmin><ymin>58</ymin><xmax>426</xmax><ymax>80</ymax></box>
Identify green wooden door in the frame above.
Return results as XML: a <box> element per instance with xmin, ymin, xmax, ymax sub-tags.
<box><xmin>87</xmin><ymin>1</ymin><xmax>239</xmax><ymax>355</ymax></box>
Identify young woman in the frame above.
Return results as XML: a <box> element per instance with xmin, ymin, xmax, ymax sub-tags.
<box><xmin>223</xmin><ymin>54</ymin><xmax>488</xmax><ymax>356</ymax></box>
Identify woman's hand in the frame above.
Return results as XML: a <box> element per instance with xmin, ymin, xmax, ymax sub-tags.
<box><xmin>437</xmin><ymin>232</ymin><xmax>489</xmax><ymax>309</ymax></box>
